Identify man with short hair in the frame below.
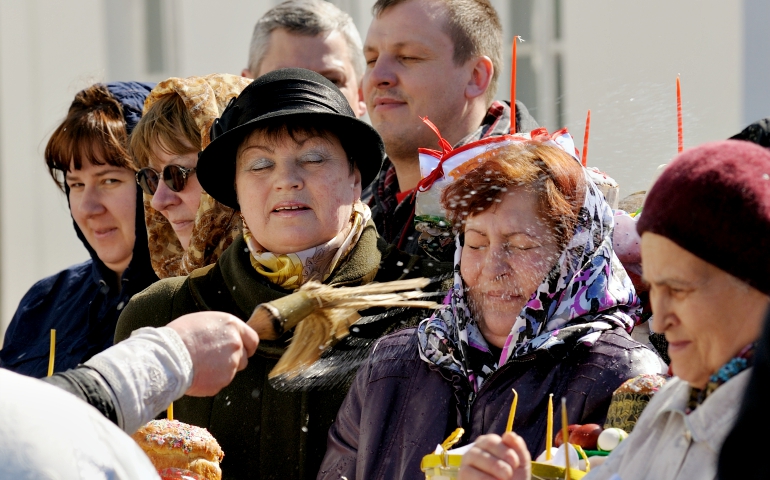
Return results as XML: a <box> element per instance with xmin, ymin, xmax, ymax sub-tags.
<box><xmin>364</xmin><ymin>0</ymin><xmax>538</xmax><ymax>255</ymax></box>
<box><xmin>242</xmin><ymin>0</ymin><xmax>366</xmax><ymax>117</ymax></box>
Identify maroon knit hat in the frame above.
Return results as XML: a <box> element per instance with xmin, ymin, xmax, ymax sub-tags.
<box><xmin>637</xmin><ymin>140</ymin><xmax>770</xmax><ymax>295</ymax></box>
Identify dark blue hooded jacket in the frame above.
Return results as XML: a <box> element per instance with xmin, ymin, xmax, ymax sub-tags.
<box><xmin>0</xmin><ymin>82</ymin><xmax>158</xmax><ymax>378</ymax></box>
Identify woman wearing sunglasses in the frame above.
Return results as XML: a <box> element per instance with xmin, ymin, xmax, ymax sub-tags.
<box><xmin>130</xmin><ymin>74</ymin><xmax>251</xmax><ymax>278</ymax></box>
<box><xmin>0</xmin><ymin>82</ymin><xmax>158</xmax><ymax>377</ymax></box>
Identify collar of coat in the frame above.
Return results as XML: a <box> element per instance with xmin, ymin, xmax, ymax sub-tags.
<box><xmin>652</xmin><ymin>369</ymin><xmax>751</xmax><ymax>452</ymax></box>
<box><xmin>186</xmin><ymin>221</ymin><xmax>383</xmax><ymax>356</ymax></box>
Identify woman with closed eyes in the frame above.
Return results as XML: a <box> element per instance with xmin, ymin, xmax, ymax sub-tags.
<box><xmin>115</xmin><ymin>68</ymin><xmax>446</xmax><ymax>480</ymax></box>
<box><xmin>319</xmin><ymin>140</ymin><xmax>662</xmax><ymax>480</ymax></box>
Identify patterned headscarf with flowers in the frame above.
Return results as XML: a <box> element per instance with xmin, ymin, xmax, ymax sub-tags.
<box><xmin>415</xmin><ymin>129</ymin><xmax>640</xmax><ymax>393</ymax></box>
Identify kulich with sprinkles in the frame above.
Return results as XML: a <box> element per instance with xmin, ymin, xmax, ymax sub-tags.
<box><xmin>603</xmin><ymin>373</ymin><xmax>669</xmax><ymax>433</ymax></box>
<box><xmin>132</xmin><ymin>419</ymin><xmax>224</xmax><ymax>480</ymax></box>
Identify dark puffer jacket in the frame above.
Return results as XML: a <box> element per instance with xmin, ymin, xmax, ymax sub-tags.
<box><xmin>0</xmin><ymin>82</ymin><xmax>157</xmax><ymax>377</ymax></box>
<box><xmin>318</xmin><ymin>326</ymin><xmax>662</xmax><ymax>480</ymax></box>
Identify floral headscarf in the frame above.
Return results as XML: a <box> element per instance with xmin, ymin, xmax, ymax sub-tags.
<box><xmin>417</xmin><ymin>170</ymin><xmax>640</xmax><ymax>392</ymax></box>
<box><xmin>142</xmin><ymin>74</ymin><xmax>252</xmax><ymax>278</ymax></box>
<box><xmin>242</xmin><ymin>201</ymin><xmax>372</xmax><ymax>290</ymax></box>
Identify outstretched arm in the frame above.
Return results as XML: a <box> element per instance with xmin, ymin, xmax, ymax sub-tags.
<box><xmin>42</xmin><ymin>311</ymin><xmax>258</xmax><ymax>433</ymax></box>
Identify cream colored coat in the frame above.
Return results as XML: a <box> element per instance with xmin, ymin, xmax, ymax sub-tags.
<box><xmin>586</xmin><ymin>368</ymin><xmax>750</xmax><ymax>480</ymax></box>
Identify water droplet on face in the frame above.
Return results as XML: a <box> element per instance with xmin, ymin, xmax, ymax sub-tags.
<box><xmin>763</xmin><ymin>173</ymin><xmax>770</xmax><ymax>180</ymax></box>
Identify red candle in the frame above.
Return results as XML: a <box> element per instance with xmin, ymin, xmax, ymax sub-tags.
<box><xmin>582</xmin><ymin>109</ymin><xmax>591</xmax><ymax>167</ymax></box>
<box><xmin>677</xmin><ymin>76</ymin><xmax>683</xmax><ymax>153</ymax></box>
<box><xmin>511</xmin><ymin>36</ymin><xmax>520</xmax><ymax>133</ymax></box>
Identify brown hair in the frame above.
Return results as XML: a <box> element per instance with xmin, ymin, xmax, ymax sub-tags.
<box><xmin>45</xmin><ymin>84</ymin><xmax>133</xmax><ymax>191</ymax></box>
<box><xmin>238</xmin><ymin>117</ymin><xmax>357</xmax><ymax>173</ymax></box>
<box><xmin>441</xmin><ymin>143</ymin><xmax>586</xmax><ymax>247</ymax></box>
<box><xmin>129</xmin><ymin>93</ymin><xmax>201</xmax><ymax>169</ymax></box>
<box><xmin>372</xmin><ymin>0</ymin><xmax>502</xmax><ymax>103</ymax></box>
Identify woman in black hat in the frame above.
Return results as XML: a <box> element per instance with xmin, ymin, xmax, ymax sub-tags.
<box><xmin>114</xmin><ymin>68</ymin><xmax>445</xmax><ymax>480</ymax></box>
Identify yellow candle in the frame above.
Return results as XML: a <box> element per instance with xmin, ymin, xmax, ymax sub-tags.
<box><xmin>562</xmin><ymin>397</ymin><xmax>571</xmax><ymax>480</ymax></box>
<box><xmin>546</xmin><ymin>394</ymin><xmax>553</xmax><ymax>461</ymax></box>
<box><xmin>47</xmin><ymin>329</ymin><xmax>56</xmax><ymax>377</ymax></box>
<box><xmin>167</xmin><ymin>402</ymin><xmax>174</xmax><ymax>421</ymax></box>
<box><xmin>505</xmin><ymin>388</ymin><xmax>518</xmax><ymax>433</ymax></box>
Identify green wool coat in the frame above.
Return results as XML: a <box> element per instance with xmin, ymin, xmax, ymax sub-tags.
<box><xmin>115</xmin><ymin>223</ymin><xmax>446</xmax><ymax>480</ymax></box>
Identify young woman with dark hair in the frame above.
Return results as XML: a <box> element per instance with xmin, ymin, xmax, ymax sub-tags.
<box><xmin>0</xmin><ymin>82</ymin><xmax>158</xmax><ymax>377</ymax></box>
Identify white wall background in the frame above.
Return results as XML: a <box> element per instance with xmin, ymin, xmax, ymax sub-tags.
<box><xmin>561</xmin><ymin>0</ymin><xmax>745</xmax><ymax>196</ymax></box>
<box><xmin>1</xmin><ymin>0</ymin><xmax>767</xmax><ymax>343</ymax></box>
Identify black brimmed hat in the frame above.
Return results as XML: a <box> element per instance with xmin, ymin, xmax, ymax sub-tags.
<box><xmin>197</xmin><ymin>68</ymin><xmax>384</xmax><ymax>210</ymax></box>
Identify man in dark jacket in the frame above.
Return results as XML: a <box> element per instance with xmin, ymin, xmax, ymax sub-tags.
<box><xmin>363</xmin><ymin>0</ymin><xmax>538</xmax><ymax>257</ymax></box>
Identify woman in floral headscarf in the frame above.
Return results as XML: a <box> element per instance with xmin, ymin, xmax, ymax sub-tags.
<box><xmin>129</xmin><ymin>74</ymin><xmax>251</xmax><ymax>278</ymax></box>
<box><xmin>319</xmin><ymin>141</ymin><xmax>662</xmax><ymax>480</ymax></box>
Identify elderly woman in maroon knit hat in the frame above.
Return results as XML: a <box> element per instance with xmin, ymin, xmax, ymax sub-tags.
<box><xmin>460</xmin><ymin>139</ymin><xmax>770</xmax><ymax>480</ymax></box>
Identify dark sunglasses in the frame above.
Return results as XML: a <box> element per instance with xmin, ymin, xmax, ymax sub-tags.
<box><xmin>136</xmin><ymin>165</ymin><xmax>197</xmax><ymax>195</ymax></box>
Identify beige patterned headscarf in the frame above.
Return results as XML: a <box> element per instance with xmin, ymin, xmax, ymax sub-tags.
<box><xmin>142</xmin><ymin>74</ymin><xmax>252</xmax><ymax>278</ymax></box>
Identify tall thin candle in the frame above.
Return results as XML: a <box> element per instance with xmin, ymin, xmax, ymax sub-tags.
<box><xmin>505</xmin><ymin>388</ymin><xmax>518</xmax><ymax>433</ymax></box>
<box><xmin>562</xmin><ymin>397</ymin><xmax>571</xmax><ymax>480</ymax></box>
<box><xmin>677</xmin><ymin>76</ymin><xmax>683</xmax><ymax>153</ymax></box>
<box><xmin>581</xmin><ymin>110</ymin><xmax>591</xmax><ymax>167</ymax></box>
<box><xmin>47</xmin><ymin>329</ymin><xmax>56</xmax><ymax>377</ymax></box>
<box><xmin>546</xmin><ymin>394</ymin><xmax>554</xmax><ymax>460</ymax></box>
<box><xmin>167</xmin><ymin>402</ymin><xmax>174</xmax><ymax>421</ymax></box>
<box><xmin>510</xmin><ymin>36</ymin><xmax>522</xmax><ymax>133</ymax></box>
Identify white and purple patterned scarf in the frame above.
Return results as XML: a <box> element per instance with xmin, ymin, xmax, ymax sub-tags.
<box><xmin>416</xmin><ymin>170</ymin><xmax>640</xmax><ymax>393</ymax></box>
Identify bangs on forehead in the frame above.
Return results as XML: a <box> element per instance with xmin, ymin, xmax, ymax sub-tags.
<box><xmin>242</xmin><ymin>120</ymin><xmax>338</xmax><ymax>149</ymax></box>
<box><xmin>237</xmin><ymin>117</ymin><xmax>355</xmax><ymax>173</ymax></box>
<box><xmin>129</xmin><ymin>93</ymin><xmax>201</xmax><ymax>169</ymax></box>
<box><xmin>45</xmin><ymin>110</ymin><xmax>132</xmax><ymax>178</ymax></box>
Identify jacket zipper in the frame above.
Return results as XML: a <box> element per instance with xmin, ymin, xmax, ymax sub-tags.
<box><xmin>435</xmin><ymin>353</ymin><xmax>538</xmax><ymax>435</ymax></box>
